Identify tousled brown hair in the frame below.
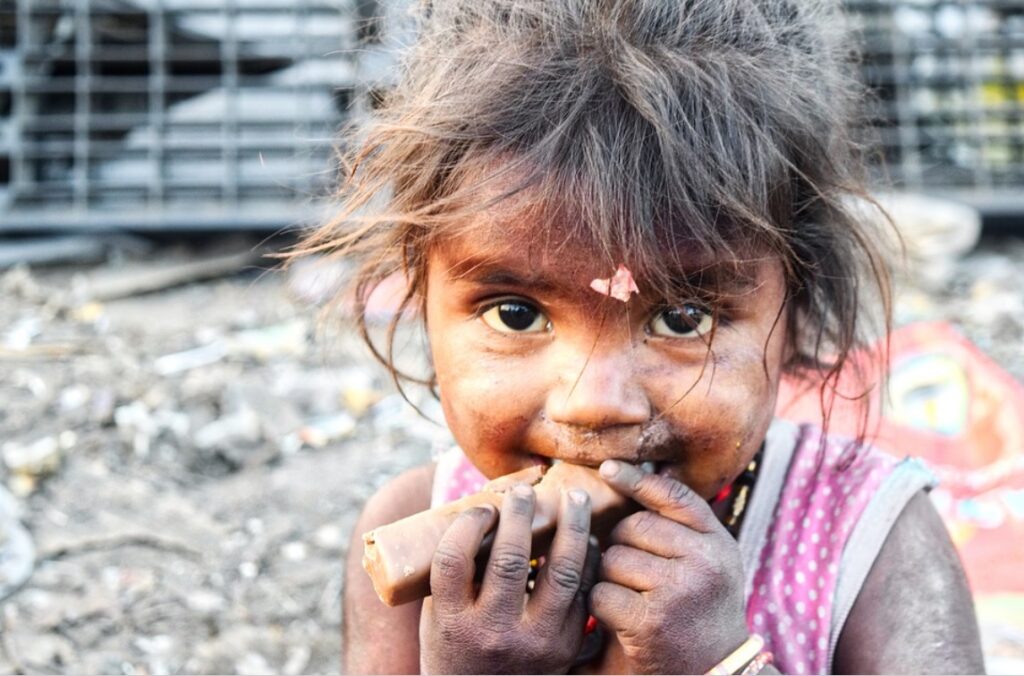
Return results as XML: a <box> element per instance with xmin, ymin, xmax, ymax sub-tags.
<box><xmin>285</xmin><ymin>0</ymin><xmax>894</xmax><ymax>446</ymax></box>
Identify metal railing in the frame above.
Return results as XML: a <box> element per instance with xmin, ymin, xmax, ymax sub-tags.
<box><xmin>853</xmin><ymin>0</ymin><xmax>1024</xmax><ymax>218</ymax></box>
<box><xmin>1</xmin><ymin>0</ymin><xmax>360</xmax><ymax>231</ymax></box>
<box><xmin>1</xmin><ymin>1</ymin><xmax>1023</xmax><ymax>231</ymax></box>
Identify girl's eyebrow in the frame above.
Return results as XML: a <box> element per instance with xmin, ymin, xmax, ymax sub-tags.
<box><xmin>445</xmin><ymin>257</ymin><xmax>559</xmax><ymax>294</ymax></box>
<box><xmin>445</xmin><ymin>254</ymin><xmax>767</xmax><ymax>297</ymax></box>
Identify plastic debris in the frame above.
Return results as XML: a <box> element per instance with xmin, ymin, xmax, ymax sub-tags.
<box><xmin>0</xmin><ymin>485</ymin><xmax>35</xmax><ymax>601</ymax></box>
<box><xmin>291</xmin><ymin>412</ymin><xmax>356</xmax><ymax>449</ymax></box>
<box><xmin>2</xmin><ymin>434</ymin><xmax>69</xmax><ymax>478</ymax></box>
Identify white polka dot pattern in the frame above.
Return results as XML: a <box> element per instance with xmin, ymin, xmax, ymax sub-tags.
<box><xmin>744</xmin><ymin>425</ymin><xmax>896</xmax><ymax>674</ymax></box>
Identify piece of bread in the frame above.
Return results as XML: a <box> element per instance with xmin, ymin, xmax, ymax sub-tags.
<box><xmin>362</xmin><ymin>462</ymin><xmax>630</xmax><ymax>606</ymax></box>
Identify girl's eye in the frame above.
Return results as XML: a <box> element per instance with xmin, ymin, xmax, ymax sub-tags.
<box><xmin>648</xmin><ymin>304</ymin><xmax>714</xmax><ymax>338</ymax></box>
<box><xmin>480</xmin><ymin>301</ymin><xmax>551</xmax><ymax>334</ymax></box>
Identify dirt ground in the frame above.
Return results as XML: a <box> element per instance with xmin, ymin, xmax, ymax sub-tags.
<box><xmin>0</xmin><ymin>232</ymin><xmax>1023</xmax><ymax>674</ymax></box>
<box><xmin>0</xmin><ymin>236</ymin><xmax>451</xmax><ymax>674</ymax></box>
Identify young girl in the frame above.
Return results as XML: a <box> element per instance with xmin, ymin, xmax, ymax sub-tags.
<box><xmin>293</xmin><ymin>0</ymin><xmax>985</xmax><ymax>672</ymax></box>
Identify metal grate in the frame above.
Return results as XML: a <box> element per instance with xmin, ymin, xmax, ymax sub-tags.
<box><xmin>1</xmin><ymin>0</ymin><xmax>359</xmax><ymax>231</ymax></box>
<box><xmin>2</xmin><ymin>1</ymin><xmax>1024</xmax><ymax>231</ymax></box>
<box><xmin>852</xmin><ymin>0</ymin><xmax>1024</xmax><ymax>217</ymax></box>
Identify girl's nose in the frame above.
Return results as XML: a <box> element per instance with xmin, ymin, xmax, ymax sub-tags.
<box><xmin>544</xmin><ymin>348</ymin><xmax>651</xmax><ymax>430</ymax></box>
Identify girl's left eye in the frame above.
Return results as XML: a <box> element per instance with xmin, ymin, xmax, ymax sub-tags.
<box><xmin>480</xmin><ymin>301</ymin><xmax>551</xmax><ymax>334</ymax></box>
<box><xmin>648</xmin><ymin>304</ymin><xmax>714</xmax><ymax>338</ymax></box>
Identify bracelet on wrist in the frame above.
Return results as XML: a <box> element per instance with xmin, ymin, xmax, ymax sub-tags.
<box><xmin>704</xmin><ymin>634</ymin><xmax>769</xmax><ymax>675</ymax></box>
<box><xmin>740</xmin><ymin>650</ymin><xmax>773</xmax><ymax>675</ymax></box>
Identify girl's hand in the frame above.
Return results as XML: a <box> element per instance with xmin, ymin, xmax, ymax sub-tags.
<box><xmin>419</xmin><ymin>484</ymin><xmax>600</xmax><ymax>674</ymax></box>
<box><xmin>591</xmin><ymin>461</ymin><xmax>750</xmax><ymax>674</ymax></box>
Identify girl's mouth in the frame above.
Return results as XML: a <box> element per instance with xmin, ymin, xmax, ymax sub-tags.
<box><xmin>530</xmin><ymin>455</ymin><xmax>660</xmax><ymax>474</ymax></box>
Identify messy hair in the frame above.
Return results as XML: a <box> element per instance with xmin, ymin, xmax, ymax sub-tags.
<box><xmin>287</xmin><ymin>0</ymin><xmax>893</xmax><ymax>444</ymax></box>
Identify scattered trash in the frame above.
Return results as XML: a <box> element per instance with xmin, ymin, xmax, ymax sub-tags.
<box><xmin>58</xmin><ymin>384</ymin><xmax>91</xmax><ymax>414</ymax></box>
<box><xmin>193</xmin><ymin>408</ymin><xmax>263</xmax><ymax>452</ymax></box>
<box><xmin>2</xmin><ymin>433</ymin><xmax>74</xmax><ymax>490</ymax></box>
<box><xmin>291</xmin><ymin>412</ymin><xmax>356</xmax><ymax>450</ymax></box>
<box><xmin>236</xmin><ymin>652</ymin><xmax>274</xmax><ymax>676</ymax></box>
<box><xmin>226</xmin><ymin>320</ymin><xmax>309</xmax><ymax>361</ymax></box>
<box><xmin>153</xmin><ymin>320</ymin><xmax>308</xmax><ymax>375</ymax></box>
<box><xmin>114</xmin><ymin>402</ymin><xmax>190</xmax><ymax>458</ymax></box>
<box><xmin>280</xmin><ymin>541</ymin><xmax>308</xmax><ymax>562</ymax></box>
<box><xmin>283</xmin><ymin>645</ymin><xmax>312</xmax><ymax>676</ymax></box>
<box><xmin>71</xmin><ymin>302</ymin><xmax>106</xmax><ymax>324</ymax></box>
<box><xmin>187</xmin><ymin>589</ymin><xmax>227</xmax><ymax>616</ymax></box>
<box><xmin>313</xmin><ymin>523</ymin><xmax>344</xmax><ymax>551</ymax></box>
<box><xmin>4</xmin><ymin>317</ymin><xmax>42</xmax><ymax>350</ymax></box>
<box><xmin>0</xmin><ymin>485</ymin><xmax>35</xmax><ymax>601</ymax></box>
<box><xmin>71</xmin><ymin>248</ymin><xmax>264</xmax><ymax>304</ymax></box>
<box><xmin>155</xmin><ymin>342</ymin><xmax>229</xmax><ymax>376</ymax></box>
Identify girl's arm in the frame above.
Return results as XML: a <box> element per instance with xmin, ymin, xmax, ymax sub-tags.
<box><xmin>832</xmin><ymin>490</ymin><xmax>985</xmax><ymax>674</ymax></box>
<box><xmin>343</xmin><ymin>463</ymin><xmax>436</xmax><ymax>674</ymax></box>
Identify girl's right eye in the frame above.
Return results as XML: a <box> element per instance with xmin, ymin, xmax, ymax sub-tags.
<box><xmin>480</xmin><ymin>301</ymin><xmax>551</xmax><ymax>334</ymax></box>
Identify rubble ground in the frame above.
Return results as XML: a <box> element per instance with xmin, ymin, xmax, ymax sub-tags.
<box><xmin>0</xmin><ymin>233</ymin><xmax>1022</xmax><ymax>674</ymax></box>
<box><xmin>0</xmin><ymin>236</ymin><xmax>449</xmax><ymax>674</ymax></box>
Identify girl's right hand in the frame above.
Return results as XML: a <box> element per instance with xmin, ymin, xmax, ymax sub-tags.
<box><xmin>419</xmin><ymin>484</ymin><xmax>599</xmax><ymax>674</ymax></box>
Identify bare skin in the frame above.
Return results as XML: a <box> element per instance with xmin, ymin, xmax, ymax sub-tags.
<box><xmin>342</xmin><ymin>209</ymin><xmax>984</xmax><ymax>673</ymax></box>
<box><xmin>344</xmin><ymin>470</ymin><xmax>983</xmax><ymax>674</ymax></box>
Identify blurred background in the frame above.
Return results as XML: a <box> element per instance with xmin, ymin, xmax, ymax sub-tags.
<box><xmin>1</xmin><ymin>0</ymin><xmax>1024</xmax><ymax>673</ymax></box>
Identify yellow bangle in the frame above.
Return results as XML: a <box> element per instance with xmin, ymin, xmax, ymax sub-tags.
<box><xmin>704</xmin><ymin>634</ymin><xmax>766</xmax><ymax>675</ymax></box>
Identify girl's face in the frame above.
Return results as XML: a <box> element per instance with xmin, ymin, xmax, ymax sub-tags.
<box><xmin>424</xmin><ymin>211</ymin><xmax>790</xmax><ymax>500</ymax></box>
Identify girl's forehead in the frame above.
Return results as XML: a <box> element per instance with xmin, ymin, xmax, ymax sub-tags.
<box><xmin>430</xmin><ymin>214</ymin><xmax>772</xmax><ymax>299</ymax></box>
<box><xmin>434</xmin><ymin>220</ymin><xmax>606</xmax><ymax>281</ymax></box>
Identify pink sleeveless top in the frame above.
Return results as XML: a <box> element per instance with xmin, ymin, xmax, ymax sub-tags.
<box><xmin>430</xmin><ymin>420</ymin><xmax>937</xmax><ymax>674</ymax></box>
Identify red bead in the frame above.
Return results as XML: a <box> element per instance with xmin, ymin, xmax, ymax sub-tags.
<box><xmin>584</xmin><ymin>615</ymin><xmax>598</xmax><ymax>635</ymax></box>
<box><xmin>714</xmin><ymin>483</ymin><xmax>733</xmax><ymax>503</ymax></box>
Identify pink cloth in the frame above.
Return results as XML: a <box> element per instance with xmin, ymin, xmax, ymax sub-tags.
<box><xmin>431</xmin><ymin>423</ymin><xmax>900</xmax><ymax>674</ymax></box>
<box><xmin>746</xmin><ymin>425</ymin><xmax>895</xmax><ymax>674</ymax></box>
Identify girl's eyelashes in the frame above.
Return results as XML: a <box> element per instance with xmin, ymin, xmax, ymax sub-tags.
<box><xmin>647</xmin><ymin>303</ymin><xmax>715</xmax><ymax>339</ymax></box>
<box><xmin>479</xmin><ymin>299</ymin><xmax>552</xmax><ymax>334</ymax></box>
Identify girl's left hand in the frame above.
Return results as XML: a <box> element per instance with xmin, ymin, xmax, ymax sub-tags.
<box><xmin>591</xmin><ymin>460</ymin><xmax>751</xmax><ymax>674</ymax></box>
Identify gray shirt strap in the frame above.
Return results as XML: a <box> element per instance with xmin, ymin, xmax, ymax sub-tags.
<box><xmin>827</xmin><ymin>457</ymin><xmax>939</xmax><ymax>671</ymax></box>
<box><xmin>739</xmin><ymin>418</ymin><xmax>802</xmax><ymax>601</ymax></box>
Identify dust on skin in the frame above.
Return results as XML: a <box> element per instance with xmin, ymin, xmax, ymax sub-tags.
<box><xmin>424</xmin><ymin>187</ymin><xmax>790</xmax><ymax>502</ymax></box>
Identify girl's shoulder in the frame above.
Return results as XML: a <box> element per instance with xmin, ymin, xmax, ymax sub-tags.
<box><xmin>358</xmin><ymin>462</ymin><xmax>438</xmax><ymax>530</ymax></box>
<box><xmin>343</xmin><ymin>462</ymin><xmax>436</xmax><ymax>673</ymax></box>
<box><xmin>740</xmin><ymin>420</ymin><xmax>942</xmax><ymax>674</ymax></box>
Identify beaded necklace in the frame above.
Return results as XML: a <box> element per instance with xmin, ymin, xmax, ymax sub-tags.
<box><xmin>715</xmin><ymin>444</ymin><xmax>764</xmax><ymax>538</ymax></box>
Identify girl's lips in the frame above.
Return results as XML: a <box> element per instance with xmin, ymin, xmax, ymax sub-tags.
<box><xmin>529</xmin><ymin>454</ymin><xmax>659</xmax><ymax>474</ymax></box>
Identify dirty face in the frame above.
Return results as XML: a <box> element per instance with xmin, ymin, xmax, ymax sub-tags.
<box><xmin>424</xmin><ymin>211</ymin><xmax>790</xmax><ymax>500</ymax></box>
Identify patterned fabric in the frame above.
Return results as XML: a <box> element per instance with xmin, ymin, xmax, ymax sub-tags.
<box><xmin>429</xmin><ymin>423</ymin><xmax>908</xmax><ymax>674</ymax></box>
<box><xmin>430</xmin><ymin>444</ymin><xmax>488</xmax><ymax>508</ymax></box>
<box><xmin>745</xmin><ymin>425</ymin><xmax>896</xmax><ymax>674</ymax></box>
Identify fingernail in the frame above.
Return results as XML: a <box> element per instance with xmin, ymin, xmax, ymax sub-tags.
<box><xmin>513</xmin><ymin>483</ymin><xmax>533</xmax><ymax>498</ymax></box>
<box><xmin>568</xmin><ymin>488</ymin><xmax>587</xmax><ymax>505</ymax></box>
<box><xmin>599</xmin><ymin>460</ymin><xmax>620</xmax><ymax>478</ymax></box>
